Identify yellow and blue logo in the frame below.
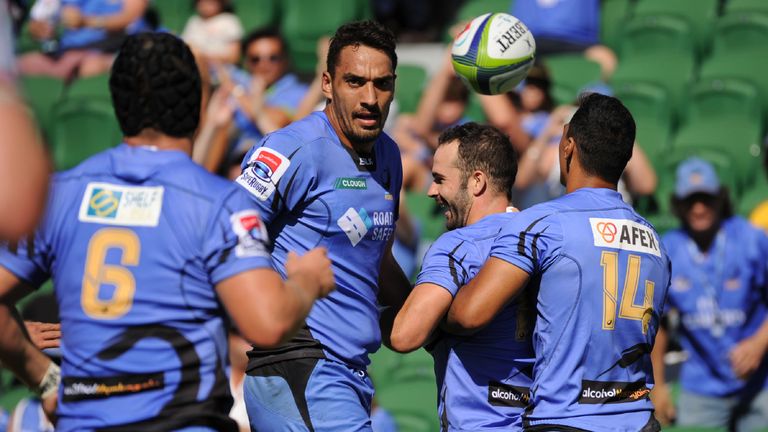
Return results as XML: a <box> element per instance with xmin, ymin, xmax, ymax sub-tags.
<box><xmin>87</xmin><ymin>188</ymin><xmax>122</xmax><ymax>219</ymax></box>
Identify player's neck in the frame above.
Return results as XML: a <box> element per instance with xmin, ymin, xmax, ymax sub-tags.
<box><xmin>565</xmin><ymin>163</ymin><xmax>616</xmax><ymax>194</ymax></box>
<box><xmin>466</xmin><ymin>194</ymin><xmax>510</xmax><ymax>226</ymax></box>
<box><xmin>124</xmin><ymin>130</ymin><xmax>193</xmax><ymax>155</ymax></box>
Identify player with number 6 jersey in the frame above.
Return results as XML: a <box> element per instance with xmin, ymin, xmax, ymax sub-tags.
<box><xmin>447</xmin><ymin>94</ymin><xmax>671</xmax><ymax>432</ymax></box>
<box><xmin>0</xmin><ymin>33</ymin><xmax>334</xmax><ymax>432</ymax></box>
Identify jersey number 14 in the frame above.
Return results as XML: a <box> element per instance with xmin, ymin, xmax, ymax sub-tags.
<box><xmin>600</xmin><ymin>251</ymin><xmax>654</xmax><ymax>334</ymax></box>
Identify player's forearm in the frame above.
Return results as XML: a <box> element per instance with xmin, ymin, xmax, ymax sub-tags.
<box><xmin>651</xmin><ymin>326</ymin><xmax>669</xmax><ymax>387</ymax></box>
<box><xmin>0</xmin><ymin>303</ymin><xmax>52</xmax><ymax>388</ymax></box>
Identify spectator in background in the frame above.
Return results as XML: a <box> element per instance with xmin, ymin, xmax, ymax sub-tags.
<box><xmin>513</xmin><ymin>85</ymin><xmax>657</xmax><ymax>209</ymax></box>
<box><xmin>18</xmin><ymin>0</ymin><xmax>149</xmax><ymax>79</ymax></box>
<box><xmin>651</xmin><ymin>158</ymin><xmax>768</xmax><ymax>431</ymax></box>
<box><xmin>181</xmin><ymin>0</ymin><xmax>243</xmax><ymax>66</ymax></box>
<box><xmin>393</xmin><ymin>50</ymin><xmax>469</xmax><ymax>159</ymax></box>
<box><xmin>193</xmin><ymin>28</ymin><xmax>308</xmax><ymax>172</ymax></box>
<box><xmin>511</xmin><ymin>0</ymin><xmax>617</xmax><ymax>83</ymax></box>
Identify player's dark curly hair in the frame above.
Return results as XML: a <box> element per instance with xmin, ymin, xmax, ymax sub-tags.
<box><xmin>438</xmin><ymin>122</ymin><xmax>518</xmax><ymax>200</ymax></box>
<box><xmin>566</xmin><ymin>93</ymin><xmax>635</xmax><ymax>185</ymax></box>
<box><xmin>326</xmin><ymin>20</ymin><xmax>397</xmax><ymax>77</ymax></box>
<box><xmin>109</xmin><ymin>33</ymin><xmax>201</xmax><ymax>139</ymax></box>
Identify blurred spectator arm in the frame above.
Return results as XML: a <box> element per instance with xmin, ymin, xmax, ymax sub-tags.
<box><xmin>81</xmin><ymin>0</ymin><xmax>148</xmax><ymax>31</ymax></box>
<box><xmin>295</xmin><ymin>37</ymin><xmax>330</xmax><ymax>120</ymax></box>
<box><xmin>478</xmin><ymin>94</ymin><xmax>531</xmax><ymax>152</ymax></box>
<box><xmin>624</xmin><ymin>144</ymin><xmax>657</xmax><ymax>197</ymax></box>
<box><xmin>410</xmin><ymin>49</ymin><xmax>454</xmax><ymax>146</ymax></box>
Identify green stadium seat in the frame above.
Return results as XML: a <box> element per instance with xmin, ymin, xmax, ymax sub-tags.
<box><xmin>395</xmin><ymin>64</ymin><xmax>428</xmax><ymax>114</ymax></box>
<box><xmin>673</xmin><ymin>78</ymin><xmax>763</xmax><ymax>193</ymax></box>
<box><xmin>464</xmin><ymin>92</ymin><xmax>488</xmax><ymax>124</ymax></box>
<box><xmin>633</xmin><ymin>0</ymin><xmax>718</xmax><ymax>57</ymax></box>
<box><xmin>444</xmin><ymin>0</ymin><xmax>511</xmax><ymax>42</ymax></box>
<box><xmin>19</xmin><ymin>75</ymin><xmax>65</xmax><ymax>138</ymax></box>
<box><xmin>699</xmin><ymin>13</ymin><xmax>768</xmax><ymax>122</ymax></box>
<box><xmin>600</xmin><ymin>0</ymin><xmax>633</xmax><ymax>51</ymax></box>
<box><xmin>737</xmin><ymin>180</ymin><xmax>768</xmax><ymax>218</ymax></box>
<box><xmin>152</xmin><ymin>0</ymin><xmax>195</xmax><ymax>34</ymax></box>
<box><xmin>611</xmin><ymin>15</ymin><xmax>696</xmax><ymax>120</ymax></box>
<box><xmin>388</xmin><ymin>410</ymin><xmax>435</xmax><ymax>432</ymax></box>
<box><xmin>405</xmin><ymin>192</ymin><xmax>446</xmax><ymax>243</ymax></box>
<box><xmin>725</xmin><ymin>0</ymin><xmax>768</xmax><ymax>15</ymax></box>
<box><xmin>0</xmin><ymin>385</ymin><xmax>33</xmax><ymax>412</ymax></box>
<box><xmin>613</xmin><ymin>81</ymin><xmax>673</xmax><ymax>167</ymax></box>
<box><xmin>543</xmin><ymin>54</ymin><xmax>602</xmax><ymax>105</ymax></box>
<box><xmin>65</xmin><ymin>74</ymin><xmax>111</xmax><ymax>101</ymax></box>
<box><xmin>376</xmin><ymin>379</ymin><xmax>438</xmax><ymax>432</ymax></box>
<box><xmin>281</xmin><ymin>0</ymin><xmax>372</xmax><ymax>74</ymax></box>
<box><xmin>50</xmin><ymin>98</ymin><xmax>122</xmax><ymax>170</ymax></box>
<box><xmin>232</xmin><ymin>0</ymin><xmax>279</xmax><ymax>31</ymax></box>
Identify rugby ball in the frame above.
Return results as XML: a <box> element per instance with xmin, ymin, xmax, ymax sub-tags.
<box><xmin>451</xmin><ymin>13</ymin><xmax>536</xmax><ymax>95</ymax></box>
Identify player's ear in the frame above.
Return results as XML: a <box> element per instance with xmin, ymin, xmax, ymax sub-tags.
<box><xmin>471</xmin><ymin>170</ymin><xmax>486</xmax><ymax>196</ymax></box>
<box><xmin>321</xmin><ymin>71</ymin><xmax>333</xmax><ymax>99</ymax></box>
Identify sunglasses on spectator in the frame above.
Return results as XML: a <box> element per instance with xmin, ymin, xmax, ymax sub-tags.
<box><xmin>247</xmin><ymin>54</ymin><xmax>284</xmax><ymax>64</ymax></box>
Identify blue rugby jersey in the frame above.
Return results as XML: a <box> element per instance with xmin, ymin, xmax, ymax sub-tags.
<box><xmin>490</xmin><ymin>188</ymin><xmax>671</xmax><ymax>432</ymax></box>
<box><xmin>663</xmin><ymin>217</ymin><xmax>768</xmax><ymax>397</ymax></box>
<box><xmin>237</xmin><ymin>111</ymin><xmax>402</xmax><ymax>369</ymax></box>
<box><xmin>0</xmin><ymin>144</ymin><xmax>273</xmax><ymax>432</ymax></box>
<box><xmin>417</xmin><ymin>213</ymin><xmax>535</xmax><ymax>431</ymax></box>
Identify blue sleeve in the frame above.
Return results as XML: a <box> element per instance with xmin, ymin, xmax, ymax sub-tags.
<box><xmin>235</xmin><ymin>133</ymin><xmax>317</xmax><ymax>226</ymax></box>
<box><xmin>0</xmin><ymin>230</ymin><xmax>52</xmax><ymax>288</ymax></box>
<box><xmin>490</xmin><ymin>212</ymin><xmax>562</xmax><ymax>275</ymax></box>
<box><xmin>203</xmin><ymin>188</ymin><xmax>274</xmax><ymax>285</ymax></box>
<box><xmin>415</xmin><ymin>233</ymin><xmax>476</xmax><ymax>297</ymax></box>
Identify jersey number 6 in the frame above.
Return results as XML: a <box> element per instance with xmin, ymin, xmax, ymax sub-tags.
<box><xmin>600</xmin><ymin>251</ymin><xmax>654</xmax><ymax>334</ymax></box>
<box><xmin>81</xmin><ymin>228</ymin><xmax>140</xmax><ymax>319</ymax></box>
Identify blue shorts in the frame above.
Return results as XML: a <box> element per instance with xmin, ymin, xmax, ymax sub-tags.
<box><xmin>244</xmin><ymin>357</ymin><xmax>374</xmax><ymax>431</ymax></box>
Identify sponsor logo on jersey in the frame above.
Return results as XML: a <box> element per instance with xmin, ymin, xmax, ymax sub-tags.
<box><xmin>589</xmin><ymin>218</ymin><xmax>661</xmax><ymax>257</ymax></box>
<box><xmin>334</xmin><ymin>177</ymin><xmax>367</xmax><ymax>190</ymax></box>
<box><xmin>682</xmin><ymin>297</ymin><xmax>746</xmax><ymax>330</ymax></box>
<box><xmin>230</xmin><ymin>210</ymin><xmax>269</xmax><ymax>258</ymax></box>
<box><xmin>337</xmin><ymin>208</ymin><xmax>394</xmax><ymax>246</ymax></box>
<box><xmin>78</xmin><ymin>183</ymin><xmax>164</xmax><ymax>227</ymax></box>
<box><xmin>488</xmin><ymin>382</ymin><xmax>530</xmax><ymax>408</ymax></box>
<box><xmin>237</xmin><ymin>147</ymin><xmax>290</xmax><ymax>201</ymax></box>
<box><xmin>579</xmin><ymin>380</ymin><xmax>650</xmax><ymax>404</ymax></box>
<box><xmin>62</xmin><ymin>373</ymin><xmax>164</xmax><ymax>402</ymax></box>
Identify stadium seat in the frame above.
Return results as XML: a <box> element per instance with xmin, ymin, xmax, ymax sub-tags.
<box><xmin>632</xmin><ymin>0</ymin><xmax>718</xmax><ymax>57</ymax></box>
<box><xmin>232</xmin><ymin>0</ymin><xmax>279</xmax><ymax>31</ymax></box>
<box><xmin>19</xmin><ymin>75</ymin><xmax>65</xmax><ymax>137</ymax></box>
<box><xmin>737</xmin><ymin>180</ymin><xmax>768</xmax><ymax>218</ymax></box>
<box><xmin>673</xmin><ymin>78</ymin><xmax>763</xmax><ymax>193</ymax></box>
<box><xmin>387</xmin><ymin>411</ymin><xmax>435</xmax><ymax>432</ymax></box>
<box><xmin>448</xmin><ymin>0</ymin><xmax>511</xmax><ymax>38</ymax></box>
<box><xmin>64</xmin><ymin>74</ymin><xmax>111</xmax><ymax>101</ymax></box>
<box><xmin>405</xmin><ymin>192</ymin><xmax>446</xmax><ymax>243</ymax></box>
<box><xmin>543</xmin><ymin>54</ymin><xmax>602</xmax><ymax>105</ymax></box>
<box><xmin>0</xmin><ymin>385</ymin><xmax>32</xmax><ymax>412</ymax></box>
<box><xmin>376</xmin><ymin>379</ymin><xmax>439</xmax><ymax>432</ymax></box>
<box><xmin>725</xmin><ymin>0</ymin><xmax>768</xmax><ymax>15</ymax></box>
<box><xmin>613</xmin><ymin>81</ymin><xmax>673</xmax><ymax>167</ymax></box>
<box><xmin>611</xmin><ymin>15</ymin><xmax>696</xmax><ymax>120</ymax></box>
<box><xmin>50</xmin><ymin>98</ymin><xmax>122</xmax><ymax>170</ymax></box>
<box><xmin>281</xmin><ymin>0</ymin><xmax>372</xmax><ymax>74</ymax></box>
<box><xmin>600</xmin><ymin>0</ymin><xmax>633</xmax><ymax>51</ymax></box>
<box><xmin>699</xmin><ymin>13</ymin><xmax>768</xmax><ymax>122</ymax></box>
<box><xmin>151</xmin><ymin>0</ymin><xmax>194</xmax><ymax>34</ymax></box>
<box><xmin>395</xmin><ymin>64</ymin><xmax>428</xmax><ymax>114</ymax></box>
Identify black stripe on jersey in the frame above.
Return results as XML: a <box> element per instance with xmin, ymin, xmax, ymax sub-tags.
<box><xmin>440</xmin><ymin>387</ymin><xmax>449</xmax><ymax>431</ymax></box>
<box><xmin>447</xmin><ymin>241</ymin><xmax>467</xmax><ymax>289</ymax></box>
<box><xmin>95</xmin><ymin>324</ymin><xmax>236</xmax><ymax>432</ymax></box>
<box><xmin>595</xmin><ymin>342</ymin><xmax>652</xmax><ymax>379</ymax></box>
<box><xmin>530</xmin><ymin>226</ymin><xmax>549</xmax><ymax>265</ymax></box>
<box><xmin>517</xmin><ymin>216</ymin><xmax>548</xmax><ymax>259</ymax></box>
<box><xmin>25</xmin><ymin>233</ymin><xmax>34</xmax><ymax>259</ymax></box>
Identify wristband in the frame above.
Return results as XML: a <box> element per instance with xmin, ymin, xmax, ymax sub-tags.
<box><xmin>35</xmin><ymin>362</ymin><xmax>61</xmax><ymax>399</ymax></box>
